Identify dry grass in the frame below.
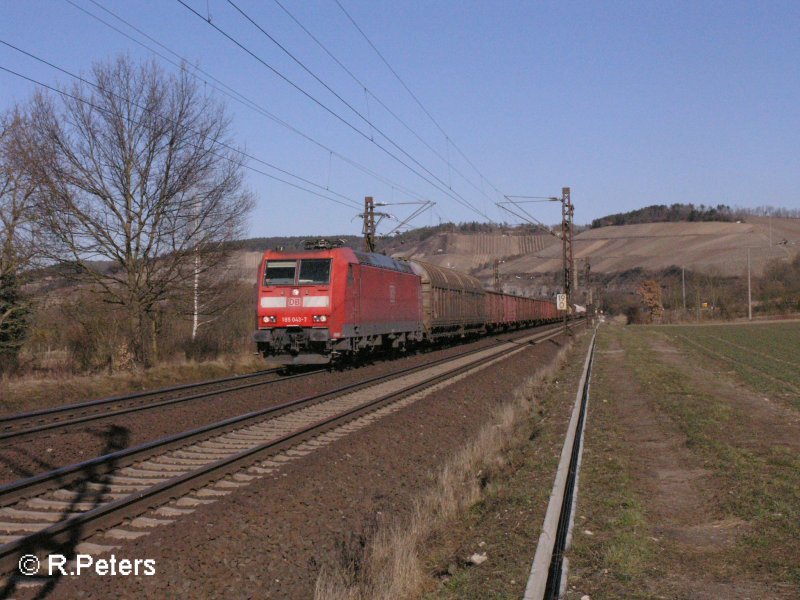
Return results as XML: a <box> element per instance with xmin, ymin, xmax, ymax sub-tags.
<box><xmin>314</xmin><ymin>340</ymin><xmax>576</xmax><ymax>600</ymax></box>
<box><xmin>0</xmin><ymin>353</ymin><xmax>270</xmax><ymax>415</ymax></box>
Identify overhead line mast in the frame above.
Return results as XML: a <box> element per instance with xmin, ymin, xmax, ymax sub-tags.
<box><xmin>495</xmin><ymin>190</ymin><xmax>575</xmax><ymax>334</ymax></box>
<box><xmin>561</xmin><ymin>187</ymin><xmax>574</xmax><ymax>335</ymax></box>
<box><xmin>361</xmin><ymin>197</ymin><xmax>389</xmax><ymax>253</ymax></box>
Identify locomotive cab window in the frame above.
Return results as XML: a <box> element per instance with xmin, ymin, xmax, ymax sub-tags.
<box><xmin>298</xmin><ymin>259</ymin><xmax>331</xmax><ymax>284</ymax></box>
<box><xmin>264</xmin><ymin>260</ymin><xmax>296</xmax><ymax>285</ymax></box>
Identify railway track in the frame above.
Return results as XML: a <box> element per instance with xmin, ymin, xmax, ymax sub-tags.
<box><xmin>0</xmin><ymin>325</ymin><xmax>568</xmax><ymax>445</ymax></box>
<box><xmin>525</xmin><ymin>328</ymin><xmax>596</xmax><ymax>600</ymax></box>
<box><xmin>0</xmin><ymin>367</ymin><xmax>319</xmax><ymax>444</ymax></box>
<box><xmin>0</xmin><ymin>324</ymin><xmax>564</xmax><ymax>578</ymax></box>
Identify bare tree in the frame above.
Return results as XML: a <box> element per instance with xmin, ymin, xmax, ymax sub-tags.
<box><xmin>0</xmin><ymin>107</ymin><xmax>38</xmax><ymax>371</ymax></box>
<box><xmin>25</xmin><ymin>56</ymin><xmax>253</xmax><ymax>365</ymax></box>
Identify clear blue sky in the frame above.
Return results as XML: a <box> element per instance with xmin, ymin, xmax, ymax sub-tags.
<box><xmin>2</xmin><ymin>0</ymin><xmax>798</xmax><ymax>236</ymax></box>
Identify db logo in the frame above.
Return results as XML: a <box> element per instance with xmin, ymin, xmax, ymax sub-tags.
<box><xmin>288</xmin><ymin>298</ymin><xmax>301</xmax><ymax>307</ymax></box>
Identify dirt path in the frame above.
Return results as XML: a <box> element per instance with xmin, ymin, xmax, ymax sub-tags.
<box><xmin>566</xmin><ymin>326</ymin><xmax>798</xmax><ymax>599</ymax></box>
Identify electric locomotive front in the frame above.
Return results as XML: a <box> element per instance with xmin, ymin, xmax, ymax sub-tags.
<box><xmin>254</xmin><ymin>244</ymin><xmax>425</xmax><ymax>364</ymax></box>
<box><xmin>254</xmin><ymin>246</ymin><xmax>346</xmax><ymax>364</ymax></box>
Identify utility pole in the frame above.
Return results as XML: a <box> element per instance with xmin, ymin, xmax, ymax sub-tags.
<box><xmin>583</xmin><ymin>257</ymin><xmax>593</xmax><ymax>325</ymax></box>
<box><xmin>747</xmin><ymin>247</ymin><xmax>752</xmax><ymax>321</ymax></box>
<box><xmin>493</xmin><ymin>259</ymin><xmax>502</xmax><ymax>291</ymax></box>
<box><xmin>561</xmin><ymin>187</ymin><xmax>573</xmax><ymax>334</ymax></box>
<box><xmin>682</xmin><ymin>266</ymin><xmax>686</xmax><ymax>312</ymax></box>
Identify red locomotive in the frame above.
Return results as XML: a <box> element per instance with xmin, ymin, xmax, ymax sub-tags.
<box><xmin>254</xmin><ymin>240</ymin><xmax>560</xmax><ymax>365</ymax></box>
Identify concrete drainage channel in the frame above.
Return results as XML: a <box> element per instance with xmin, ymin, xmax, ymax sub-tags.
<box><xmin>524</xmin><ymin>328</ymin><xmax>597</xmax><ymax>600</ymax></box>
<box><xmin>0</xmin><ymin>325</ymin><xmax>564</xmax><ymax>589</ymax></box>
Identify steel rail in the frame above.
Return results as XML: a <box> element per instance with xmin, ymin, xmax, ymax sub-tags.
<box><xmin>0</xmin><ymin>324</ymin><xmax>563</xmax><ymax>508</ymax></box>
<box><xmin>0</xmin><ymin>324</ymin><xmax>565</xmax><ymax>574</ymax></box>
<box><xmin>0</xmin><ymin>323</ymin><xmax>567</xmax><ymax>443</ymax></box>
<box><xmin>0</xmin><ymin>367</ymin><xmax>316</xmax><ymax>443</ymax></box>
<box><xmin>0</xmin><ymin>367</ymin><xmax>284</xmax><ymax>424</ymax></box>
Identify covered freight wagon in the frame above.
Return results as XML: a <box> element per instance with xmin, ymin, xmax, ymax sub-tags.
<box><xmin>407</xmin><ymin>260</ymin><xmax>487</xmax><ymax>338</ymax></box>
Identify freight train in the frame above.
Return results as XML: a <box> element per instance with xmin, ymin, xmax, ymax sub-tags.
<box><xmin>253</xmin><ymin>241</ymin><xmax>561</xmax><ymax>365</ymax></box>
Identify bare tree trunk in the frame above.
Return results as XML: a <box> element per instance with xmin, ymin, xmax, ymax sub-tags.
<box><xmin>149</xmin><ymin>314</ymin><xmax>158</xmax><ymax>368</ymax></box>
<box><xmin>192</xmin><ymin>252</ymin><xmax>200</xmax><ymax>341</ymax></box>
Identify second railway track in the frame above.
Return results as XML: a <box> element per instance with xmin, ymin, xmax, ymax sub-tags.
<box><xmin>0</xmin><ymin>366</ymin><xmax>316</xmax><ymax>443</ymax></box>
<box><xmin>0</xmin><ymin>325</ymin><xmax>567</xmax><ymax>445</ymax></box>
<box><xmin>0</xmin><ymin>324</ymin><xmax>564</xmax><ymax>576</ymax></box>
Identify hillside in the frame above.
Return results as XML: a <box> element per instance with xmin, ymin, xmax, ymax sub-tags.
<box><xmin>228</xmin><ymin>216</ymin><xmax>799</xmax><ymax>294</ymax></box>
<box><xmin>389</xmin><ymin>232</ymin><xmax>559</xmax><ymax>273</ymax></box>
<box><xmin>487</xmin><ymin>216</ymin><xmax>799</xmax><ymax>279</ymax></box>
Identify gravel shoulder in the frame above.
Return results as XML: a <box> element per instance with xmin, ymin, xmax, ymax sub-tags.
<box><xmin>418</xmin><ymin>328</ymin><xmax>592</xmax><ymax>599</ymax></box>
<box><xmin>0</xmin><ymin>335</ymin><xmax>527</xmax><ymax>485</ymax></box>
<box><xmin>43</xmin><ymin>329</ymin><xmax>575</xmax><ymax>599</ymax></box>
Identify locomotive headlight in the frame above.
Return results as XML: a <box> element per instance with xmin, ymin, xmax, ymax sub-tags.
<box><xmin>312</xmin><ymin>315</ymin><xmax>328</xmax><ymax>323</ymax></box>
<box><xmin>262</xmin><ymin>315</ymin><xmax>277</xmax><ymax>323</ymax></box>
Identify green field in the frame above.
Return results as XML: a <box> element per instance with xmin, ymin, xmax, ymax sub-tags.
<box><xmin>568</xmin><ymin>325</ymin><xmax>800</xmax><ymax>598</ymax></box>
<box><xmin>656</xmin><ymin>321</ymin><xmax>800</xmax><ymax>408</ymax></box>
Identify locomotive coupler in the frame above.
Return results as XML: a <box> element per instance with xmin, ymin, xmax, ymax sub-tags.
<box><xmin>286</xmin><ymin>327</ymin><xmax>305</xmax><ymax>355</ymax></box>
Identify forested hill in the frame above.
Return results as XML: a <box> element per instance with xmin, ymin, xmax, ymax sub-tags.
<box><xmin>591</xmin><ymin>204</ymin><xmax>735</xmax><ymax>228</ymax></box>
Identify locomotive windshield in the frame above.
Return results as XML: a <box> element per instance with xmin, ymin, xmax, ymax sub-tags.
<box><xmin>263</xmin><ymin>258</ymin><xmax>331</xmax><ymax>285</ymax></box>
<box><xmin>298</xmin><ymin>259</ymin><xmax>331</xmax><ymax>284</ymax></box>
<box><xmin>264</xmin><ymin>260</ymin><xmax>296</xmax><ymax>285</ymax></box>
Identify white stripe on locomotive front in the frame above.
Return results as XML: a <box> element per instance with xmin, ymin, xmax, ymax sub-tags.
<box><xmin>302</xmin><ymin>296</ymin><xmax>330</xmax><ymax>308</ymax></box>
<box><xmin>261</xmin><ymin>297</ymin><xmax>287</xmax><ymax>308</ymax></box>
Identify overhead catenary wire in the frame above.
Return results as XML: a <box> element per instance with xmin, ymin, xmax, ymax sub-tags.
<box><xmin>505</xmin><ymin>196</ymin><xmax>561</xmax><ymax>201</ymax></box>
<box><xmin>273</xmin><ymin>0</ymin><xmax>499</xmax><ymax>209</ymax></box>
<box><xmin>176</xmin><ymin>0</ymin><xmax>493</xmax><ymax>222</ymax></box>
<box><xmin>382</xmin><ymin>201</ymin><xmax>435</xmax><ymax>237</ymax></box>
<box><xmin>0</xmin><ymin>62</ymin><xmax>359</xmax><ymax>210</ymax></box>
<box><xmin>0</xmin><ymin>39</ymin><xmax>361</xmax><ymax>210</ymax></box>
<box><xmin>66</xmin><ymin>0</ymin><xmax>430</xmax><ymax>205</ymax></box>
<box><xmin>225</xmin><ymin>0</ymin><xmax>491</xmax><ymax>220</ymax></box>
<box><xmin>334</xmin><ymin>0</ymin><xmax>508</xmax><ymax>200</ymax></box>
<box><xmin>1</xmin><ymin>35</ymin><xmax>436</xmax><ymax>234</ymax></box>
<box><xmin>497</xmin><ymin>200</ymin><xmax>560</xmax><ymax>239</ymax></box>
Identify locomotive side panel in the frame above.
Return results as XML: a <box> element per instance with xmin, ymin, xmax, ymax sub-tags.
<box><xmin>255</xmin><ymin>246</ymin><xmax>561</xmax><ymax>364</ymax></box>
<box><xmin>343</xmin><ymin>263</ymin><xmax>423</xmax><ymax>337</ymax></box>
<box><xmin>255</xmin><ymin>247</ymin><xmax>425</xmax><ymax>364</ymax></box>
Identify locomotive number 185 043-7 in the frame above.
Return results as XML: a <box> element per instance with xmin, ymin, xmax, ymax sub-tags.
<box><xmin>282</xmin><ymin>316</ymin><xmax>306</xmax><ymax>324</ymax></box>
